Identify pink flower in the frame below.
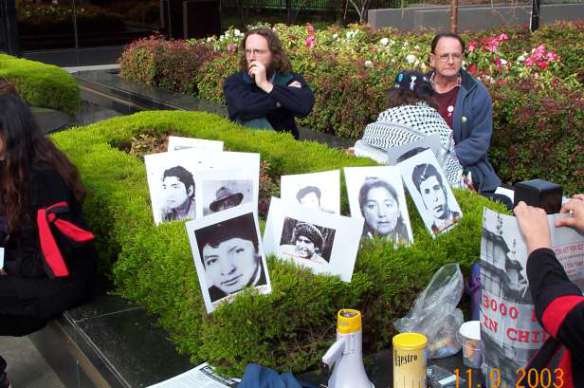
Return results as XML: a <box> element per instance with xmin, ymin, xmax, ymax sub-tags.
<box><xmin>546</xmin><ymin>51</ymin><xmax>558</xmax><ymax>62</ymax></box>
<box><xmin>467</xmin><ymin>40</ymin><xmax>478</xmax><ymax>53</ymax></box>
<box><xmin>482</xmin><ymin>37</ymin><xmax>499</xmax><ymax>53</ymax></box>
<box><xmin>536</xmin><ymin>60</ymin><xmax>549</xmax><ymax>70</ymax></box>
<box><xmin>532</xmin><ymin>44</ymin><xmax>546</xmax><ymax>59</ymax></box>
<box><xmin>497</xmin><ymin>33</ymin><xmax>509</xmax><ymax>42</ymax></box>
<box><xmin>305</xmin><ymin>22</ymin><xmax>316</xmax><ymax>49</ymax></box>
<box><xmin>227</xmin><ymin>43</ymin><xmax>238</xmax><ymax>54</ymax></box>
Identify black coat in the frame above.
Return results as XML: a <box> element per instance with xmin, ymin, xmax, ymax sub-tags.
<box><xmin>526</xmin><ymin>248</ymin><xmax>584</xmax><ymax>387</ymax></box>
<box><xmin>0</xmin><ymin>165</ymin><xmax>97</xmax><ymax>321</ymax></box>
<box><xmin>223</xmin><ymin>71</ymin><xmax>314</xmax><ymax>139</ymax></box>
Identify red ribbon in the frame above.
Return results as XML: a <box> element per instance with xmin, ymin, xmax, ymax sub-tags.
<box><xmin>37</xmin><ymin>201</ymin><xmax>94</xmax><ymax>278</ymax></box>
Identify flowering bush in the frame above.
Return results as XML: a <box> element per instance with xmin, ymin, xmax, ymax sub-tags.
<box><xmin>119</xmin><ymin>22</ymin><xmax>584</xmax><ymax>192</ymax></box>
<box><xmin>119</xmin><ymin>37</ymin><xmax>218</xmax><ymax>95</ymax></box>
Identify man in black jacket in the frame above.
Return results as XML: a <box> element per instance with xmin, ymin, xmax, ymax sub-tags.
<box><xmin>223</xmin><ymin>28</ymin><xmax>314</xmax><ymax>139</ymax></box>
<box><xmin>514</xmin><ymin>195</ymin><xmax>584</xmax><ymax>387</ymax></box>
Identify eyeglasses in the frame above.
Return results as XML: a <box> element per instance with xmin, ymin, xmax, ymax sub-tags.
<box><xmin>436</xmin><ymin>53</ymin><xmax>463</xmax><ymax>62</ymax></box>
<box><xmin>245</xmin><ymin>48</ymin><xmax>269</xmax><ymax>56</ymax></box>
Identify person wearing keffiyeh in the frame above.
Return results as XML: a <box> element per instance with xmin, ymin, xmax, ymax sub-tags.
<box><xmin>354</xmin><ymin>70</ymin><xmax>465</xmax><ymax>189</ymax></box>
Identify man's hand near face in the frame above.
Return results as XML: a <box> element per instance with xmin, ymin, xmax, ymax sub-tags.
<box><xmin>248</xmin><ymin>61</ymin><xmax>273</xmax><ymax>93</ymax></box>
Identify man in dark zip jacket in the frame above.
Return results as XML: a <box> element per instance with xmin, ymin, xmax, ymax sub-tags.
<box><xmin>514</xmin><ymin>196</ymin><xmax>584</xmax><ymax>387</ymax></box>
<box><xmin>223</xmin><ymin>27</ymin><xmax>314</xmax><ymax>140</ymax></box>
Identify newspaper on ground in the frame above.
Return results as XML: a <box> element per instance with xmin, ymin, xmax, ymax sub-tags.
<box><xmin>480</xmin><ymin>208</ymin><xmax>584</xmax><ymax>387</ymax></box>
<box><xmin>147</xmin><ymin>362</ymin><xmax>240</xmax><ymax>388</ymax></box>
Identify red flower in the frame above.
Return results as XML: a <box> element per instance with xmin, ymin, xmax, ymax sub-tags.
<box><xmin>467</xmin><ymin>63</ymin><xmax>478</xmax><ymax>75</ymax></box>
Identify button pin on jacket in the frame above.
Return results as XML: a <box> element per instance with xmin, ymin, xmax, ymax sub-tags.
<box><xmin>461</xmin><ymin>116</ymin><xmax>468</xmax><ymax>123</ymax></box>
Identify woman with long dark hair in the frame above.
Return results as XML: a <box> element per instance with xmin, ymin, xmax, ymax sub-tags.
<box><xmin>0</xmin><ymin>80</ymin><xmax>96</xmax><ymax>387</ymax></box>
<box><xmin>358</xmin><ymin>178</ymin><xmax>410</xmax><ymax>245</ymax></box>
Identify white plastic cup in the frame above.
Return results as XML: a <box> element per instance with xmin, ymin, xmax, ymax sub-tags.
<box><xmin>458</xmin><ymin>320</ymin><xmax>481</xmax><ymax>368</ymax></box>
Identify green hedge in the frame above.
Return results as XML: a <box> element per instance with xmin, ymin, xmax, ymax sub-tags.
<box><xmin>52</xmin><ymin>111</ymin><xmax>506</xmax><ymax>376</ymax></box>
<box><xmin>0</xmin><ymin>54</ymin><xmax>80</xmax><ymax>115</ymax></box>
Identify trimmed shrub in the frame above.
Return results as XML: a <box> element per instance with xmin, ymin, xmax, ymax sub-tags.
<box><xmin>52</xmin><ymin>110</ymin><xmax>505</xmax><ymax>376</ymax></box>
<box><xmin>490</xmin><ymin>79</ymin><xmax>584</xmax><ymax>191</ymax></box>
<box><xmin>0</xmin><ymin>54</ymin><xmax>80</xmax><ymax>115</ymax></box>
<box><xmin>119</xmin><ymin>37</ymin><xmax>219</xmax><ymax>95</ymax></box>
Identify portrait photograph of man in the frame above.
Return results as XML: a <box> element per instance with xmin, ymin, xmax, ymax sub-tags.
<box><xmin>263</xmin><ymin>197</ymin><xmax>363</xmax><ymax>282</ymax></box>
<box><xmin>201</xmin><ymin>177</ymin><xmax>253</xmax><ymax>216</ymax></box>
<box><xmin>145</xmin><ymin>151</ymin><xmax>200</xmax><ymax>225</ymax></box>
<box><xmin>399</xmin><ymin>149</ymin><xmax>462</xmax><ymax>237</ymax></box>
<box><xmin>187</xmin><ymin>205</ymin><xmax>271</xmax><ymax>313</ymax></box>
<box><xmin>280</xmin><ymin>170</ymin><xmax>340</xmax><ymax>214</ymax></box>
<box><xmin>160</xmin><ymin>165</ymin><xmax>196</xmax><ymax>222</ymax></box>
<box><xmin>146</xmin><ymin>150</ymin><xmax>260</xmax><ymax>225</ymax></box>
<box><xmin>278</xmin><ymin>218</ymin><xmax>334</xmax><ymax>265</ymax></box>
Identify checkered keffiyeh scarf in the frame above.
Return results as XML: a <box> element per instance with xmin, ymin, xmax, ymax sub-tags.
<box><xmin>362</xmin><ymin>103</ymin><xmax>463</xmax><ymax>187</ymax></box>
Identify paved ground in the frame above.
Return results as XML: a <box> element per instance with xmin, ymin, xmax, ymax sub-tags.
<box><xmin>0</xmin><ymin>336</ymin><xmax>65</xmax><ymax>388</ymax></box>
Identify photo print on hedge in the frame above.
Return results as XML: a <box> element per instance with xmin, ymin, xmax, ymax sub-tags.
<box><xmin>145</xmin><ymin>149</ymin><xmax>260</xmax><ymax>224</ymax></box>
<box><xmin>398</xmin><ymin>149</ymin><xmax>463</xmax><ymax>237</ymax></box>
<box><xmin>263</xmin><ymin>197</ymin><xmax>363</xmax><ymax>282</ymax></box>
<box><xmin>167</xmin><ymin>135</ymin><xmax>224</xmax><ymax>152</ymax></box>
<box><xmin>278</xmin><ymin>217</ymin><xmax>335</xmax><ymax>265</ymax></box>
<box><xmin>195</xmin><ymin>169</ymin><xmax>255</xmax><ymax>216</ymax></box>
<box><xmin>344</xmin><ymin>166</ymin><xmax>413</xmax><ymax>245</ymax></box>
<box><xmin>145</xmin><ymin>154</ymin><xmax>198</xmax><ymax>225</ymax></box>
<box><xmin>280</xmin><ymin>170</ymin><xmax>340</xmax><ymax>214</ymax></box>
<box><xmin>186</xmin><ymin>204</ymin><xmax>271</xmax><ymax>314</ymax></box>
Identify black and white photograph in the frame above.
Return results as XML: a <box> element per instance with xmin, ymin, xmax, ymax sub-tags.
<box><xmin>196</xmin><ymin>170</ymin><xmax>254</xmax><ymax>216</ymax></box>
<box><xmin>344</xmin><ymin>166</ymin><xmax>413</xmax><ymax>245</ymax></box>
<box><xmin>399</xmin><ymin>149</ymin><xmax>462</xmax><ymax>237</ymax></box>
<box><xmin>186</xmin><ymin>204</ymin><xmax>271</xmax><ymax>314</ymax></box>
<box><xmin>263</xmin><ymin>197</ymin><xmax>363</xmax><ymax>282</ymax></box>
<box><xmin>278</xmin><ymin>218</ymin><xmax>335</xmax><ymax>265</ymax></box>
<box><xmin>145</xmin><ymin>153</ymin><xmax>198</xmax><ymax>224</ymax></box>
<box><xmin>280</xmin><ymin>170</ymin><xmax>340</xmax><ymax>214</ymax></box>
<box><xmin>145</xmin><ymin>149</ymin><xmax>260</xmax><ymax>224</ymax></box>
<box><xmin>480</xmin><ymin>208</ymin><xmax>584</xmax><ymax>387</ymax></box>
<box><xmin>167</xmin><ymin>135</ymin><xmax>223</xmax><ymax>152</ymax></box>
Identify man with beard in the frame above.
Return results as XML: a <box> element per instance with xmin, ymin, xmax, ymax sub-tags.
<box><xmin>279</xmin><ymin>222</ymin><xmax>328</xmax><ymax>265</ymax></box>
<box><xmin>412</xmin><ymin>163</ymin><xmax>460</xmax><ymax>234</ymax></box>
<box><xmin>223</xmin><ymin>28</ymin><xmax>315</xmax><ymax>139</ymax></box>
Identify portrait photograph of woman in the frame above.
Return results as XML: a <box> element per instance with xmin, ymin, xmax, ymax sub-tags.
<box><xmin>345</xmin><ymin>166</ymin><xmax>413</xmax><ymax>246</ymax></box>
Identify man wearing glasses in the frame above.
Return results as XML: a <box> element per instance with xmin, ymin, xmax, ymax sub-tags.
<box><xmin>223</xmin><ymin>28</ymin><xmax>315</xmax><ymax>139</ymax></box>
<box><xmin>429</xmin><ymin>33</ymin><xmax>503</xmax><ymax>201</ymax></box>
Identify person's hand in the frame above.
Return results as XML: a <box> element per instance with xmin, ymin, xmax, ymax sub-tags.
<box><xmin>248</xmin><ymin>61</ymin><xmax>273</xmax><ymax>93</ymax></box>
<box><xmin>555</xmin><ymin>195</ymin><xmax>584</xmax><ymax>232</ymax></box>
<box><xmin>288</xmin><ymin>80</ymin><xmax>302</xmax><ymax>88</ymax></box>
<box><xmin>514</xmin><ymin>201</ymin><xmax>551</xmax><ymax>255</ymax></box>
